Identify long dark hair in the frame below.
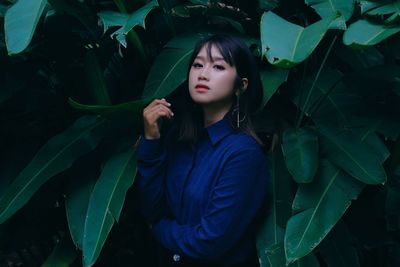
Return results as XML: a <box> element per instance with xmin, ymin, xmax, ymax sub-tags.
<box><xmin>174</xmin><ymin>34</ymin><xmax>264</xmax><ymax>145</ymax></box>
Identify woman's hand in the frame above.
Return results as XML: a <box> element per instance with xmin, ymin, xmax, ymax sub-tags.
<box><xmin>143</xmin><ymin>98</ymin><xmax>174</xmax><ymax>140</ymax></box>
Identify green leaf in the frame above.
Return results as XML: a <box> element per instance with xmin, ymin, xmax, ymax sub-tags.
<box><xmin>0</xmin><ymin>4</ymin><xmax>8</xmax><ymax>18</ymax></box>
<box><xmin>256</xmin><ymin>150</ymin><xmax>296</xmax><ymax>267</ymax></box>
<box><xmin>305</xmin><ymin>0</ymin><xmax>355</xmax><ymax>29</ymax></box>
<box><xmin>257</xmin><ymin>215</ymin><xmax>285</xmax><ymax>267</ymax></box>
<box><xmin>334</xmin><ymin>46</ymin><xmax>384</xmax><ymax>70</ymax></box>
<box><xmin>343</xmin><ymin>19</ymin><xmax>400</xmax><ymax>48</ymax></box>
<box><xmin>98</xmin><ymin>0</ymin><xmax>158</xmax><ymax>47</ymax></box>
<box><xmin>0</xmin><ymin>116</ymin><xmax>104</xmax><ymax>224</ymax></box>
<box><xmin>68</xmin><ymin>98</ymin><xmax>148</xmax><ymax>115</ymax></box>
<box><xmin>142</xmin><ymin>34</ymin><xmax>204</xmax><ymax>100</ymax></box>
<box><xmin>366</xmin><ymin>2</ymin><xmax>400</xmax><ymax>24</ymax></box>
<box><xmin>259</xmin><ymin>0</ymin><xmax>279</xmax><ymax>11</ymax></box>
<box><xmin>262</xmin><ymin>242</ymin><xmax>320</xmax><ymax>267</ymax></box>
<box><xmin>258</xmin><ymin>67</ymin><xmax>289</xmax><ymax>111</ymax></box>
<box><xmin>359</xmin><ymin>130</ymin><xmax>390</xmax><ymax>163</ymax></box>
<box><xmin>260</xmin><ymin>11</ymin><xmax>333</xmax><ymax>68</ymax></box>
<box><xmin>285</xmin><ymin>160</ymin><xmax>364</xmax><ymax>263</ymax></box>
<box><xmin>97</xmin><ymin>11</ymin><xmax>129</xmax><ymax>33</ymax></box>
<box><xmin>292</xmin><ymin>67</ymin><xmax>363</xmax><ymax>127</ymax></box>
<box><xmin>41</xmin><ymin>235</ymin><xmax>77</xmax><ymax>267</ymax></box>
<box><xmin>82</xmin><ymin>146</ymin><xmax>138</xmax><ymax>267</ymax></box>
<box><xmin>84</xmin><ymin>50</ymin><xmax>111</xmax><ymax>105</ymax></box>
<box><xmin>282</xmin><ymin>127</ymin><xmax>319</xmax><ymax>183</ymax></box>
<box><xmin>65</xmin><ymin>174</ymin><xmax>96</xmax><ymax>249</ymax></box>
<box><xmin>5</xmin><ymin>0</ymin><xmax>47</xmax><ymax>55</ymax></box>
<box><xmin>305</xmin><ymin>0</ymin><xmax>355</xmax><ymax>20</ymax></box>
<box><xmin>359</xmin><ymin>0</ymin><xmax>391</xmax><ymax>14</ymax></box>
<box><xmin>316</xmin><ymin>123</ymin><xmax>387</xmax><ymax>184</ymax></box>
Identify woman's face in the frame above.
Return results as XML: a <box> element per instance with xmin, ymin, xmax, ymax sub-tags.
<box><xmin>188</xmin><ymin>44</ymin><xmax>238</xmax><ymax>110</ymax></box>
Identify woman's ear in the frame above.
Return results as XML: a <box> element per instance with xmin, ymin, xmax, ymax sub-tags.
<box><xmin>241</xmin><ymin>78</ymin><xmax>249</xmax><ymax>92</ymax></box>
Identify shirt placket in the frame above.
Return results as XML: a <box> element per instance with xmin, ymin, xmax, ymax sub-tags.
<box><xmin>179</xmin><ymin>143</ymin><xmax>197</xmax><ymax>221</ymax></box>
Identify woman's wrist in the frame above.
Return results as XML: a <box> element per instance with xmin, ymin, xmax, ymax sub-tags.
<box><xmin>144</xmin><ymin>133</ymin><xmax>160</xmax><ymax>140</ymax></box>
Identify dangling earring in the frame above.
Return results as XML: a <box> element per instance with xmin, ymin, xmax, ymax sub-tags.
<box><xmin>233</xmin><ymin>89</ymin><xmax>246</xmax><ymax>128</ymax></box>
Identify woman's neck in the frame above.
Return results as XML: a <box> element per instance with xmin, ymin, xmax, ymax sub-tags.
<box><xmin>202</xmin><ymin>102</ymin><xmax>232</xmax><ymax>127</ymax></box>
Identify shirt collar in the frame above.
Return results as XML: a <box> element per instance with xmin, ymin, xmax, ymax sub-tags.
<box><xmin>205</xmin><ymin>116</ymin><xmax>235</xmax><ymax>146</ymax></box>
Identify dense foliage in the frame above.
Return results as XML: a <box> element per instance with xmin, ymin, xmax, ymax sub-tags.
<box><xmin>1</xmin><ymin>0</ymin><xmax>400</xmax><ymax>266</ymax></box>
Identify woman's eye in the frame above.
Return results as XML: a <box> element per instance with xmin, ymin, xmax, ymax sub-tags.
<box><xmin>192</xmin><ymin>63</ymin><xmax>202</xmax><ymax>68</ymax></box>
<box><xmin>214</xmin><ymin>65</ymin><xmax>225</xmax><ymax>70</ymax></box>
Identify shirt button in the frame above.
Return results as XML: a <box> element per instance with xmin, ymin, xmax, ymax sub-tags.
<box><xmin>172</xmin><ymin>254</ymin><xmax>181</xmax><ymax>262</ymax></box>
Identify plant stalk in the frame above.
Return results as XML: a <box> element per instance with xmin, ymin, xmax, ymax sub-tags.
<box><xmin>295</xmin><ymin>35</ymin><xmax>337</xmax><ymax>129</ymax></box>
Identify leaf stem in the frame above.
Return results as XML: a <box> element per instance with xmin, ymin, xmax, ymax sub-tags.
<box><xmin>295</xmin><ymin>35</ymin><xmax>337</xmax><ymax>129</ymax></box>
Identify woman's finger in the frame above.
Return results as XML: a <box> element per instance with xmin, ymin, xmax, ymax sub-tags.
<box><xmin>145</xmin><ymin>105</ymin><xmax>174</xmax><ymax>123</ymax></box>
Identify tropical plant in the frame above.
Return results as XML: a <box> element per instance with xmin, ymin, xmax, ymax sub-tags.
<box><xmin>1</xmin><ymin>0</ymin><xmax>400</xmax><ymax>266</ymax></box>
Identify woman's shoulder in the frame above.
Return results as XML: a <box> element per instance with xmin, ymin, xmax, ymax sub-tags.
<box><xmin>223</xmin><ymin>131</ymin><xmax>265</xmax><ymax>155</ymax></box>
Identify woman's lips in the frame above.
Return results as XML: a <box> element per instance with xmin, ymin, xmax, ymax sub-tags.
<box><xmin>195</xmin><ymin>84</ymin><xmax>209</xmax><ymax>90</ymax></box>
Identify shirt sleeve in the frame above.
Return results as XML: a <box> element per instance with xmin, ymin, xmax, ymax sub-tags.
<box><xmin>151</xmin><ymin>146</ymin><xmax>269</xmax><ymax>261</ymax></box>
<box><xmin>136</xmin><ymin>134</ymin><xmax>168</xmax><ymax>223</ymax></box>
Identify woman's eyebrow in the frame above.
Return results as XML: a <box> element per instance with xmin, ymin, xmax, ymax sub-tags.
<box><xmin>195</xmin><ymin>55</ymin><xmax>225</xmax><ymax>62</ymax></box>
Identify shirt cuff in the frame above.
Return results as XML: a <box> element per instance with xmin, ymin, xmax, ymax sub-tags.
<box><xmin>137</xmin><ymin>135</ymin><xmax>164</xmax><ymax>159</ymax></box>
<box><xmin>151</xmin><ymin>218</ymin><xmax>172</xmax><ymax>245</ymax></box>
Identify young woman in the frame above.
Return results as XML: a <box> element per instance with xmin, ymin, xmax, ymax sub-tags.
<box><xmin>136</xmin><ymin>34</ymin><xmax>269</xmax><ymax>267</ymax></box>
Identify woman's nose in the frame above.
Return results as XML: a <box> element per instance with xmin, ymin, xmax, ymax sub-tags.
<box><xmin>199</xmin><ymin>66</ymin><xmax>210</xmax><ymax>80</ymax></box>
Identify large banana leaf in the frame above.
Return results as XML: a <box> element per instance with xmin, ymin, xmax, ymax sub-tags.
<box><xmin>334</xmin><ymin>46</ymin><xmax>384</xmax><ymax>70</ymax></box>
<box><xmin>259</xmin><ymin>0</ymin><xmax>280</xmax><ymax>11</ymax></box>
<box><xmin>305</xmin><ymin>0</ymin><xmax>355</xmax><ymax>29</ymax></box>
<box><xmin>260</xmin><ymin>11</ymin><xmax>333</xmax><ymax>68</ymax></box>
<box><xmin>351</xmin><ymin>127</ymin><xmax>390</xmax><ymax>163</ymax></box>
<box><xmin>5</xmin><ymin>0</ymin><xmax>47</xmax><ymax>54</ymax></box>
<box><xmin>359</xmin><ymin>0</ymin><xmax>391</xmax><ymax>14</ymax></box>
<box><xmin>282</xmin><ymin>127</ymin><xmax>318</xmax><ymax>183</ymax></box>
<box><xmin>82</xmin><ymin>146</ymin><xmax>137</xmax><ymax>267</ymax></box>
<box><xmin>343</xmin><ymin>19</ymin><xmax>400</xmax><ymax>48</ymax></box>
<box><xmin>292</xmin><ymin>67</ymin><xmax>362</xmax><ymax>127</ymax></box>
<box><xmin>141</xmin><ymin>34</ymin><xmax>203</xmax><ymax>100</ymax></box>
<box><xmin>0</xmin><ymin>4</ymin><xmax>8</xmax><ymax>17</ymax></box>
<box><xmin>0</xmin><ymin>140</ymin><xmax>39</xmax><ymax>199</ymax></box>
<box><xmin>97</xmin><ymin>11</ymin><xmax>129</xmax><ymax>33</ymax></box>
<box><xmin>65</xmin><ymin>172</ymin><xmax>97</xmax><ymax>249</ymax></box>
<box><xmin>366</xmin><ymin>2</ymin><xmax>400</xmax><ymax>24</ymax></box>
<box><xmin>41</xmin><ymin>235</ymin><xmax>77</xmax><ymax>267</ymax></box>
<box><xmin>258</xmin><ymin>67</ymin><xmax>289</xmax><ymax>112</ymax></box>
<box><xmin>0</xmin><ymin>116</ymin><xmax>105</xmax><ymax>224</ymax></box>
<box><xmin>306</xmin><ymin>0</ymin><xmax>355</xmax><ymax>20</ymax></box>
<box><xmin>256</xmin><ymin>151</ymin><xmax>295</xmax><ymax>267</ymax></box>
<box><xmin>265</xmin><ymin>242</ymin><xmax>320</xmax><ymax>267</ymax></box>
<box><xmin>257</xmin><ymin>209</ymin><xmax>285</xmax><ymax>267</ymax></box>
<box><xmin>68</xmin><ymin>98</ymin><xmax>150</xmax><ymax>127</ymax></box>
<box><xmin>98</xmin><ymin>0</ymin><xmax>158</xmax><ymax>47</ymax></box>
<box><xmin>84</xmin><ymin>50</ymin><xmax>111</xmax><ymax>105</ymax></box>
<box><xmin>285</xmin><ymin>160</ymin><xmax>364</xmax><ymax>263</ymax></box>
<box><xmin>316</xmin><ymin>123</ymin><xmax>387</xmax><ymax>184</ymax></box>
<box><xmin>68</xmin><ymin>98</ymin><xmax>148</xmax><ymax>116</ymax></box>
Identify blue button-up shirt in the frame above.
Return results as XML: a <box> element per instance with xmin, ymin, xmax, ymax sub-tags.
<box><xmin>136</xmin><ymin>116</ymin><xmax>268</xmax><ymax>266</ymax></box>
